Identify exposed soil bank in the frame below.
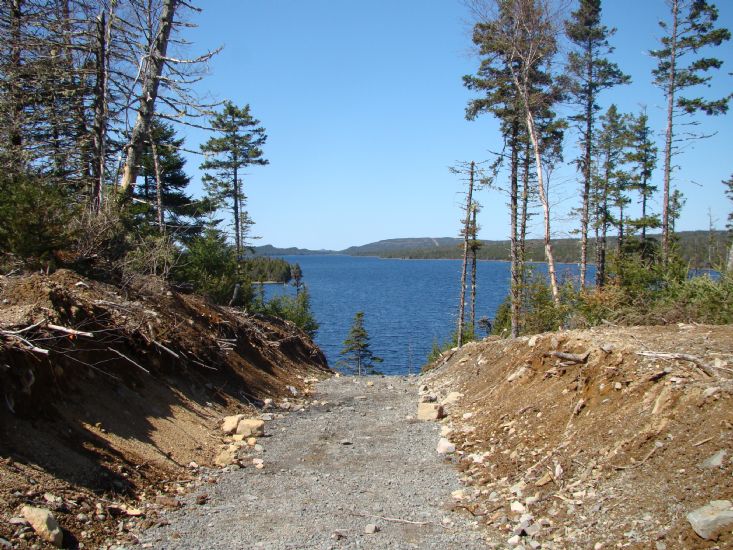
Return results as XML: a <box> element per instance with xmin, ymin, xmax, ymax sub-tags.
<box><xmin>423</xmin><ymin>324</ymin><xmax>733</xmax><ymax>549</ymax></box>
<box><xmin>0</xmin><ymin>270</ymin><xmax>330</xmax><ymax>548</ymax></box>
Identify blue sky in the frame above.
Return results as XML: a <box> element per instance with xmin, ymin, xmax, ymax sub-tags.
<box><xmin>181</xmin><ymin>0</ymin><xmax>733</xmax><ymax>250</ymax></box>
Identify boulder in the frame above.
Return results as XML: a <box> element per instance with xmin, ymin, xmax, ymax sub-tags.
<box><xmin>687</xmin><ymin>500</ymin><xmax>733</xmax><ymax>540</ymax></box>
<box><xmin>436</xmin><ymin>438</ymin><xmax>456</xmax><ymax>454</ymax></box>
<box><xmin>221</xmin><ymin>414</ymin><xmax>244</xmax><ymax>435</ymax></box>
<box><xmin>236</xmin><ymin>418</ymin><xmax>265</xmax><ymax>438</ymax></box>
<box><xmin>21</xmin><ymin>506</ymin><xmax>63</xmax><ymax>548</ymax></box>
<box><xmin>417</xmin><ymin>402</ymin><xmax>445</xmax><ymax>421</ymax></box>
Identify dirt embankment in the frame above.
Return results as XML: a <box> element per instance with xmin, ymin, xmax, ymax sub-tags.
<box><xmin>0</xmin><ymin>269</ymin><xmax>331</xmax><ymax>548</ymax></box>
<box><xmin>422</xmin><ymin>324</ymin><xmax>733</xmax><ymax>549</ymax></box>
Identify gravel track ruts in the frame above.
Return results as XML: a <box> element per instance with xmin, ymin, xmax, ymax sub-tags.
<box><xmin>139</xmin><ymin>376</ymin><xmax>488</xmax><ymax>549</ymax></box>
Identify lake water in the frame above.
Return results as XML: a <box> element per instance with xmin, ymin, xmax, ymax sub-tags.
<box><xmin>266</xmin><ymin>255</ymin><xmax>587</xmax><ymax>375</ymax></box>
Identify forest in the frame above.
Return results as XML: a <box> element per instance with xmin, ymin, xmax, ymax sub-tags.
<box><xmin>448</xmin><ymin>0</ymin><xmax>733</xmax><ymax>345</ymax></box>
<box><xmin>0</xmin><ymin>0</ymin><xmax>314</xmax><ymax>331</ymax></box>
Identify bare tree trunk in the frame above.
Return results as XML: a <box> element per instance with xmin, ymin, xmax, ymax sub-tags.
<box><xmin>519</xmin><ymin>139</ymin><xmax>530</xmax><ymax>296</ymax></box>
<box><xmin>525</xmin><ymin>110</ymin><xmax>560</xmax><ymax>304</ymax></box>
<box><xmin>233</xmin><ymin>158</ymin><xmax>241</xmax><ymax>258</ymax></box>
<box><xmin>661</xmin><ymin>0</ymin><xmax>679</xmax><ymax>264</ymax></box>
<box><xmin>470</xmin><ymin>204</ymin><xmax>478</xmax><ymax>332</ymax></box>
<box><xmin>727</xmin><ymin>243</ymin><xmax>733</xmax><ymax>274</ymax></box>
<box><xmin>150</xmin><ymin>132</ymin><xmax>164</xmax><ymax>233</ymax></box>
<box><xmin>91</xmin><ymin>9</ymin><xmax>111</xmax><ymax>211</ymax></box>
<box><xmin>580</xmin><ymin>53</ymin><xmax>594</xmax><ymax>289</ymax></box>
<box><xmin>8</xmin><ymin>0</ymin><xmax>23</xmax><ymax>166</ymax></box>
<box><xmin>509</xmin><ymin>121</ymin><xmax>521</xmax><ymax>338</ymax></box>
<box><xmin>119</xmin><ymin>0</ymin><xmax>179</xmax><ymax>193</ymax></box>
<box><xmin>457</xmin><ymin>161</ymin><xmax>475</xmax><ymax>348</ymax></box>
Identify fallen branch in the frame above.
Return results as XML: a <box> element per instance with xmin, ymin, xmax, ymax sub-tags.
<box><xmin>693</xmin><ymin>437</ymin><xmax>713</xmax><ymax>447</ymax></box>
<box><xmin>1</xmin><ymin>331</ymin><xmax>49</xmax><ymax>355</ymax></box>
<box><xmin>636</xmin><ymin>351</ymin><xmax>722</xmax><ymax>377</ymax></box>
<box><xmin>46</xmin><ymin>324</ymin><xmax>94</xmax><ymax>338</ymax></box>
<box><xmin>152</xmin><ymin>340</ymin><xmax>180</xmax><ymax>359</ymax></box>
<box><xmin>107</xmin><ymin>347</ymin><xmax>150</xmax><ymax>374</ymax></box>
<box><xmin>546</xmin><ymin>350</ymin><xmax>590</xmax><ymax>363</ymax></box>
<box><xmin>190</xmin><ymin>359</ymin><xmax>217</xmax><ymax>371</ymax></box>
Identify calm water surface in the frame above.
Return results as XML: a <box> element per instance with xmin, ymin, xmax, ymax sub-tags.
<box><xmin>267</xmin><ymin>255</ymin><xmax>586</xmax><ymax>375</ymax></box>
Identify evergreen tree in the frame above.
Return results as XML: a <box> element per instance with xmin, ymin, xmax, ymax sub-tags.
<box><xmin>650</xmin><ymin>0</ymin><xmax>731</xmax><ymax>262</ymax></box>
<box><xmin>200</xmin><ymin>102</ymin><xmax>268</xmax><ymax>258</ymax></box>
<box><xmin>339</xmin><ymin>311</ymin><xmax>382</xmax><ymax>376</ymax></box>
<box><xmin>594</xmin><ymin>104</ymin><xmax>629</xmax><ymax>286</ymax></box>
<box><xmin>624</xmin><ymin>109</ymin><xmax>659</xmax><ymax>249</ymax></box>
<box><xmin>135</xmin><ymin>120</ymin><xmax>213</xmax><ymax>239</ymax></box>
<box><xmin>564</xmin><ymin>0</ymin><xmax>630</xmax><ymax>288</ymax></box>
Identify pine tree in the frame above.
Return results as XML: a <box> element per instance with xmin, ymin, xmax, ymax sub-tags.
<box><xmin>564</xmin><ymin>0</ymin><xmax>630</xmax><ymax>287</ymax></box>
<box><xmin>624</xmin><ymin>109</ymin><xmax>659</xmax><ymax>250</ymax></box>
<box><xmin>339</xmin><ymin>311</ymin><xmax>382</xmax><ymax>376</ymax></box>
<box><xmin>594</xmin><ymin>104</ymin><xmax>629</xmax><ymax>286</ymax></box>
<box><xmin>134</xmin><ymin>120</ymin><xmax>213</xmax><ymax>239</ymax></box>
<box><xmin>200</xmin><ymin>102</ymin><xmax>268</xmax><ymax>259</ymax></box>
<box><xmin>650</xmin><ymin>0</ymin><xmax>731</xmax><ymax>262</ymax></box>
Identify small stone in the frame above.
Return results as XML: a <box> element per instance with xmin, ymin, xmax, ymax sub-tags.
<box><xmin>196</xmin><ymin>495</ymin><xmax>209</xmax><ymax>506</ymax></box>
<box><xmin>254</xmin><ymin>444</ymin><xmax>264</xmax><ymax>452</ymax></box>
<box><xmin>462</xmin><ymin>412</ymin><xmax>474</xmax><ymax>420</ymax></box>
<box><xmin>594</xmin><ymin>544</ymin><xmax>603</xmax><ymax>550</ymax></box>
<box><xmin>21</xmin><ymin>506</ymin><xmax>63</xmax><ymax>547</ymax></box>
<box><xmin>510</xmin><ymin>501</ymin><xmax>526</xmax><ymax>513</ymax></box>
<box><xmin>9</xmin><ymin>517</ymin><xmax>29</xmax><ymax>526</ymax></box>
<box><xmin>247</xmin><ymin>437</ymin><xmax>257</xmax><ymax>446</ymax></box>
<box><xmin>188</xmin><ymin>461</ymin><xmax>199</xmax><ymax>469</ymax></box>
<box><xmin>699</xmin><ymin>450</ymin><xmax>727</xmax><ymax>469</ymax></box>
<box><xmin>451</xmin><ymin>489</ymin><xmax>466</xmax><ymax>500</ymax></box>
<box><xmin>214</xmin><ymin>445</ymin><xmax>238</xmax><ymax>467</ymax></box>
<box><xmin>364</xmin><ymin>523</ymin><xmax>379</xmax><ymax>534</ymax></box>
<box><xmin>614</xmin><ymin>382</ymin><xmax>623</xmax><ymax>390</ymax></box>
<box><xmin>331</xmin><ymin>530</ymin><xmax>347</xmax><ymax>540</ymax></box>
<box><xmin>687</xmin><ymin>500</ymin><xmax>733</xmax><ymax>540</ymax></box>
<box><xmin>260</xmin><ymin>413</ymin><xmax>273</xmax><ymax>421</ymax></box>
<box><xmin>507</xmin><ymin>534</ymin><xmax>521</xmax><ymax>545</ymax></box>
<box><xmin>436</xmin><ymin>438</ymin><xmax>456</xmax><ymax>454</ymax></box>
<box><xmin>252</xmin><ymin>458</ymin><xmax>264</xmax><ymax>466</ymax></box>
<box><xmin>528</xmin><ymin>335</ymin><xmax>538</xmax><ymax>347</ymax></box>
<box><xmin>703</xmin><ymin>387</ymin><xmax>720</xmax><ymax>399</ymax></box>
<box><xmin>366</xmin><ymin>381</ymin><xmax>374</xmax><ymax>387</ymax></box>
<box><xmin>232</xmin><ymin>434</ymin><xmax>245</xmax><ymax>442</ymax></box>
<box><xmin>255</xmin><ymin>463</ymin><xmax>265</xmax><ymax>470</ymax></box>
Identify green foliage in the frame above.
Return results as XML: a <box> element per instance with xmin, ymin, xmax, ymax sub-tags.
<box><xmin>242</xmin><ymin>257</ymin><xmax>292</xmax><ymax>283</ymax></box>
<box><xmin>173</xmin><ymin>227</ymin><xmax>252</xmax><ymax>306</ymax></box>
<box><xmin>0</xmin><ymin>175</ymin><xmax>75</xmax><ymax>263</ymax></box>
<box><xmin>257</xmin><ymin>286</ymin><xmax>319</xmax><ymax>339</ymax></box>
<box><xmin>339</xmin><ymin>311</ymin><xmax>382</xmax><ymax>376</ymax></box>
<box><xmin>425</xmin><ymin>323</ymin><xmax>477</xmax><ymax>365</ymax></box>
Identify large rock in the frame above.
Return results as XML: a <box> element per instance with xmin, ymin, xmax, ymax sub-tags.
<box><xmin>687</xmin><ymin>500</ymin><xmax>733</xmax><ymax>540</ymax></box>
<box><xmin>221</xmin><ymin>414</ymin><xmax>244</xmax><ymax>435</ymax></box>
<box><xmin>236</xmin><ymin>418</ymin><xmax>265</xmax><ymax>437</ymax></box>
<box><xmin>21</xmin><ymin>506</ymin><xmax>63</xmax><ymax>547</ymax></box>
<box><xmin>417</xmin><ymin>402</ymin><xmax>445</xmax><ymax>421</ymax></box>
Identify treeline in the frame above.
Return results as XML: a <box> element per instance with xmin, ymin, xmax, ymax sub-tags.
<box><xmin>0</xmin><ymin>1</ymin><xmax>317</xmax><ymax>336</ymax></box>
<box><xmin>356</xmin><ymin>231</ymin><xmax>729</xmax><ymax>267</ymax></box>
<box><xmin>242</xmin><ymin>258</ymin><xmax>294</xmax><ymax>283</ymax></box>
<box><xmin>451</xmin><ymin>0</ymin><xmax>733</xmax><ymax>345</ymax></box>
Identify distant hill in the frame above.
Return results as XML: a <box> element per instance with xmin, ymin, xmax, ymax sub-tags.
<box><xmin>253</xmin><ymin>244</ymin><xmax>337</xmax><ymax>256</ymax></box>
<box><xmin>254</xmin><ymin>231</ymin><xmax>729</xmax><ymax>267</ymax></box>
<box><xmin>341</xmin><ymin>237</ymin><xmax>462</xmax><ymax>256</ymax></box>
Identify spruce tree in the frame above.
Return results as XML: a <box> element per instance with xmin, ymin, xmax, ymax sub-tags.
<box><xmin>624</xmin><ymin>110</ymin><xmax>659</xmax><ymax>250</ymax></box>
<box><xmin>200</xmin><ymin>102</ymin><xmax>268</xmax><ymax>259</ymax></box>
<box><xmin>339</xmin><ymin>311</ymin><xmax>382</xmax><ymax>376</ymax></box>
<box><xmin>650</xmin><ymin>0</ymin><xmax>731</xmax><ymax>262</ymax></box>
<box><xmin>564</xmin><ymin>0</ymin><xmax>630</xmax><ymax>287</ymax></box>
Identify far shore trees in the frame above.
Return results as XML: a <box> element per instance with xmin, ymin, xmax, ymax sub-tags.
<box><xmin>339</xmin><ymin>312</ymin><xmax>382</xmax><ymax>376</ymax></box>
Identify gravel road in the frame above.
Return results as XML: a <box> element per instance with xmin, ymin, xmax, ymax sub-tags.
<box><xmin>139</xmin><ymin>375</ymin><xmax>488</xmax><ymax>549</ymax></box>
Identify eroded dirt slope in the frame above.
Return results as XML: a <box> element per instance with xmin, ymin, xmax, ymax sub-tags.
<box><xmin>423</xmin><ymin>324</ymin><xmax>733</xmax><ymax>549</ymax></box>
<box><xmin>0</xmin><ymin>270</ymin><xmax>330</xmax><ymax>548</ymax></box>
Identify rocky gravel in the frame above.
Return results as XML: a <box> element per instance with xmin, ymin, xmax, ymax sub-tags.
<box><xmin>138</xmin><ymin>375</ymin><xmax>488</xmax><ymax>549</ymax></box>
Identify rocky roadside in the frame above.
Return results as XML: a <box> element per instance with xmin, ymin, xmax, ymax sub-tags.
<box><xmin>134</xmin><ymin>375</ymin><xmax>490</xmax><ymax>549</ymax></box>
